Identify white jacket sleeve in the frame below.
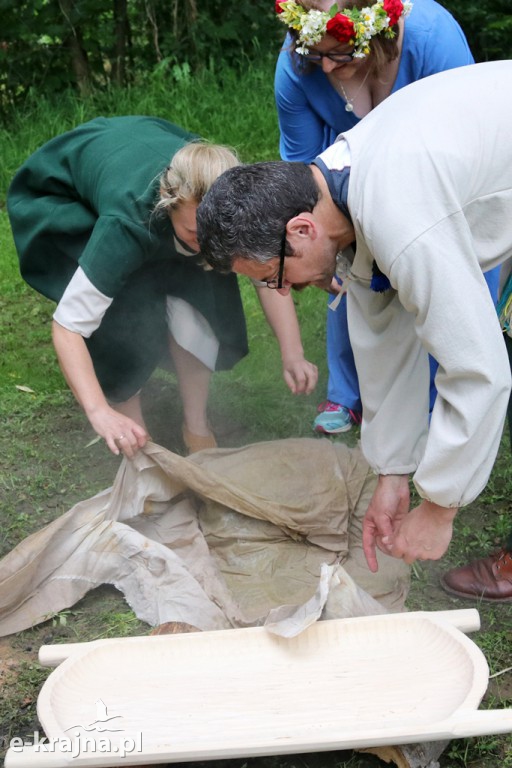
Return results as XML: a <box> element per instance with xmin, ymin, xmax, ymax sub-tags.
<box><xmin>350</xmin><ymin>213</ymin><xmax>511</xmax><ymax>508</ymax></box>
<box><xmin>348</xmin><ymin>281</ymin><xmax>430</xmax><ymax>477</ymax></box>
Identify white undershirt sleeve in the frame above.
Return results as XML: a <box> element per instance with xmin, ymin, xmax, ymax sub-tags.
<box><xmin>53</xmin><ymin>267</ymin><xmax>113</xmax><ymax>337</ymax></box>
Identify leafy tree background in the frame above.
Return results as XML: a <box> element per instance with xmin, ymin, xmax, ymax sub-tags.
<box><xmin>0</xmin><ymin>0</ymin><xmax>280</xmax><ymax>116</ymax></box>
<box><xmin>1</xmin><ymin>0</ymin><xmax>510</xmax><ymax>120</ymax></box>
<box><xmin>445</xmin><ymin>0</ymin><xmax>512</xmax><ymax>62</ymax></box>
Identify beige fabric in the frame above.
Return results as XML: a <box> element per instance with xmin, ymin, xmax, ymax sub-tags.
<box><xmin>0</xmin><ymin>439</ymin><xmax>410</xmax><ymax>638</ymax></box>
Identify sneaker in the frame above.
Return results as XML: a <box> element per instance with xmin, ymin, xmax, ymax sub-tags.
<box><xmin>313</xmin><ymin>401</ymin><xmax>361</xmax><ymax>434</ymax></box>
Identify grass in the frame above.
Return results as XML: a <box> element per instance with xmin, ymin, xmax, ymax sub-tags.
<box><xmin>0</xmin><ymin>61</ymin><xmax>511</xmax><ymax>767</ymax></box>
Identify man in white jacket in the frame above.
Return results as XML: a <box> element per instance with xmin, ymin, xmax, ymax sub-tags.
<box><xmin>196</xmin><ymin>60</ymin><xmax>512</xmax><ymax>573</ymax></box>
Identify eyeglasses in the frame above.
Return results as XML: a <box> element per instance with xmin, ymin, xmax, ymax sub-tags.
<box><xmin>303</xmin><ymin>51</ymin><xmax>355</xmax><ymax>63</ymax></box>
<box><xmin>265</xmin><ymin>230</ymin><xmax>287</xmax><ymax>290</ymax></box>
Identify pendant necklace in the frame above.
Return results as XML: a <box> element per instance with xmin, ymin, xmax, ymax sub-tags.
<box><xmin>332</xmin><ymin>67</ymin><xmax>371</xmax><ymax>113</ymax></box>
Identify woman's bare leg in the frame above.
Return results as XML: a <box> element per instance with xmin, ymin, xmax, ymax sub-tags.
<box><xmin>168</xmin><ymin>334</ymin><xmax>216</xmax><ymax>450</ymax></box>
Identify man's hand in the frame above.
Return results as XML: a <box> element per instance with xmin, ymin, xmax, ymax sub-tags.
<box><xmin>363</xmin><ymin>474</ymin><xmax>458</xmax><ymax>571</ymax></box>
<box><xmin>379</xmin><ymin>500</ymin><xmax>458</xmax><ymax>566</ymax></box>
<box><xmin>362</xmin><ymin>474</ymin><xmax>410</xmax><ymax>572</ymax></box>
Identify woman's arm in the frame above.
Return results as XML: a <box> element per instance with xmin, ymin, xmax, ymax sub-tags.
<box><xmin>255</xmin><ymin>287</ymin><xmax>318</xmax><ymax>394</ymax></box>
<box><xmin>52</xmin><ymin>320</ymin><xmax>147</xmax><ymax>458</ymax></box>
<box><xmin>275</xmin><ymin>49</ymin><xmax>337</xmax><ymax>162</ymax></box>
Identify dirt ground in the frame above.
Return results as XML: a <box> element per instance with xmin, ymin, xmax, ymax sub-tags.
<box><xmin>1</xmin><ymin>379</ymin><xmax>511</xmax><ymax>767</ymax></box>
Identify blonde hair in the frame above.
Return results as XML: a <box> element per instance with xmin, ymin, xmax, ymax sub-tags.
<box><xmin>155</xmin><ymin>141</ymin><xmax>240</xmax><ymax>215</ymax></box>
<box><xmin>289</xmin><ymin>0</ymin><xmax>400</xmax><ymax>76</ymax></box>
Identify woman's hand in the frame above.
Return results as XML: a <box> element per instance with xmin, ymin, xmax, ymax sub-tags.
<box><xmin>87</xmin><ymin>405</ymin><xmax>148</xmax><ymax>458</ymax></box>
<box><xmin>52</xmin><ymin>321</ymin><xmax>148</xmax><ymax>459</ymax></box>
<box><xmin>255</xmin><ymin>286</ymin><xmax>318</xmax><ymax>395</ymax></box>
<box><xmin>282</xmin><ymin>354</ymin><xmax>318</xmax><ymax>394</ymax></box>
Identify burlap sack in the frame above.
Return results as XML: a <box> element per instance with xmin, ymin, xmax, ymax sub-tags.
<box><xmin>0</xmin><ymin>438</ymin><xmax>410</xmax><ymax>637</ymax></box>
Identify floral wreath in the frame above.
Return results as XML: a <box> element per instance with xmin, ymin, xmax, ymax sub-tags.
<box><xmin>275</xmin><ymin>0</ymin><xmax>413</xmax><ymax>57</ymax></box>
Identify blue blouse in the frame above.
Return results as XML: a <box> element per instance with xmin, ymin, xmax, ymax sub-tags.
<box><xmin>275</xmin><ymin>0</ymin><xmax>474</xmax><ymax>162</ymax></box>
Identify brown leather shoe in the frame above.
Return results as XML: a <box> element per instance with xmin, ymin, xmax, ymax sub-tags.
<box><xmin>440</xmin><ymin>549</ymin><xmax>512</xmax><ymax>602</ymax></box>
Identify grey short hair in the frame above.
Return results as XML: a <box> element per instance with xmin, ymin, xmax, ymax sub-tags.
<box><xmin>196</xmin><ymin>161</ymin><xmax>319</xmax><ymax>272</ymax></box>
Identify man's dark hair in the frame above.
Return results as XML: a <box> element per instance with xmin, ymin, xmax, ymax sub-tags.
<box><xmin>196</xmin><ymin>161</ymin><xmax>319</xmax><ymax>272</ymax></box>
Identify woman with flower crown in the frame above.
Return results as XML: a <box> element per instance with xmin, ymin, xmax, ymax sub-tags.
<box><xmin>275</xmin><ymin>0</ymin><xmax>500</xmax><ymax>435</ymax></box>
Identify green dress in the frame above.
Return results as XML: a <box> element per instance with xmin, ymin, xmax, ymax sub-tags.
<box><xmin>7</xmin><ymin>116</ymin><xmax>248</xmax><ymax>401</ymax></box>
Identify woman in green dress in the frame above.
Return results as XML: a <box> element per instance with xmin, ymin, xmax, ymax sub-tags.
<box><xmin>7</xmin><ymin>116</ymin><xmax>251</xmax><ymax>458</ymax></box>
